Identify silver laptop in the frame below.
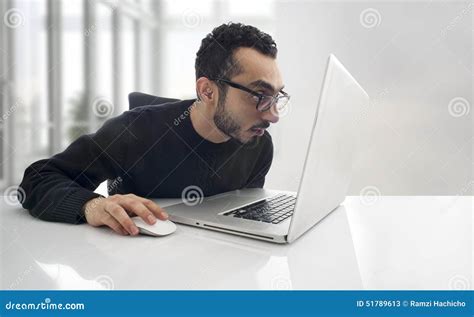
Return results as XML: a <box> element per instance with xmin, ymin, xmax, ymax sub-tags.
<box><xmin>162</xmin><ymin>54</ymin><xmax>369</xmax><ymax>244</ymax></box>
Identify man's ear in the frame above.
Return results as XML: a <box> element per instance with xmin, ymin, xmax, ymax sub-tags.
<box><xmin>196</xmin><ymin>77</ymin><xmax>215</xmax><ymax>103</ymax></box>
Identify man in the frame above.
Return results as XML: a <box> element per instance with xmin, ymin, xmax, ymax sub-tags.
<box><xmin>19</xmin><ymin>23</ymin><xmax>289</xmax><ymax>236</ymax></box>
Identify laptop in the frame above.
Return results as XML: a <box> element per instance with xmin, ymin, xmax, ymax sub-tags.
<box><xmin>162</xmin><ymin>54</ymin><xmax>369</xmax><ymax>244</ymax></box>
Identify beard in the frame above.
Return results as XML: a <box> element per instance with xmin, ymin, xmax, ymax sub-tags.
<box><xmin>213</xmin><ymin>96</ymin><xmax>247</xmax><ymax>144</ymax></box>
<box><xmin>213</xmin><ymin>94</ymin><xmax>270</xmax><ymax>144</ymax></box>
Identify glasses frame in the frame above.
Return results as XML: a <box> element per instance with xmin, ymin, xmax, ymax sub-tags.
<box><xmin>210</xmin><ymin>78</ymin><xmax>290</xmax><ymax>112</ymax></box>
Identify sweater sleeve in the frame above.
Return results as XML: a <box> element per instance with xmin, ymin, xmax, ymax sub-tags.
<box><xmin>18</xmin><ymin>110</ymin><xmax>139</xmax><ymax>224</ymax></box>
<box><xmin>244</xmin><ymin>132</ymin><xmax>274</xmax><ymax>188</ymax></box>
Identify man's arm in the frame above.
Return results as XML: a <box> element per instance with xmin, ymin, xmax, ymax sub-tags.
<box><xmin>19</xmin><ymin>111</ymin><xmax>136</xmax><ymax>224</ymax></box>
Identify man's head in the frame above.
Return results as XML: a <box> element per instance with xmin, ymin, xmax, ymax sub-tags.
<box><xmin>195</xmin><ymin>23</ymin><xmax>287</xmax><ymax>144</ymax></box>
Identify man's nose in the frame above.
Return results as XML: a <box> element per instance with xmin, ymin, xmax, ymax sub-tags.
<box><xmin>261</xmin><ymin>105</ymin><xmax>280</xmax><ymax>124</ymax></box>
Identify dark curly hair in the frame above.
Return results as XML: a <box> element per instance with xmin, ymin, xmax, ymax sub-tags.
<box><xmin>195</xmin><ymin>22</ymin><xmax>277</xmax><ymax>92</ymax></box>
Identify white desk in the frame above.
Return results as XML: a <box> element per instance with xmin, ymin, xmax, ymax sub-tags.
<box><xmin>1</xmin><ymin>196</ymin><xmax>471</xmax><ymax>290</ymax></box>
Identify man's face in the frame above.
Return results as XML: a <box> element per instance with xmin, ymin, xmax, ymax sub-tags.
<box><xmin>213</xmin><ymin>47</ymin><xmax>284</xmax><ymax>144</ymax></box>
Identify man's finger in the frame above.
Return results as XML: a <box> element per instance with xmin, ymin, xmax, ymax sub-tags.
<box><xmin>121</xmin><ymin>199</ymin><xmax>157</xmax><ymax>225</ymax></box>
<box><xmin>103</xmin><ymin>215</ymin><xmax>128</xmax><ymax>235</ymax></box>
<box><xmin>105</xmin><ymin>203</ymin><xmax>139</xmax><ymax>235</ymax></box>
<box><xmin>141</xmin><ymin>199</ymin><xmax>169</xmax><ymax>220</ymax></box>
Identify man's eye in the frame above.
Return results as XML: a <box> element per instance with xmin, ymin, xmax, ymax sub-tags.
<box><xmin>247</xmin><ymin>93</ymin><xmax>259</xmax><ymax>101</ymax></box>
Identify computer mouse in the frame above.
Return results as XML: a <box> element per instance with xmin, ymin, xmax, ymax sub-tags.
<box><xmin>132</xmin><ymin>217</ymin><xmax>177</xmax><ymax>237</ymax></box>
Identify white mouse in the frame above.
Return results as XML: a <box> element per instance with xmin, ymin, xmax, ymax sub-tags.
<box><xmin>132</xmin><ymin>217</ymin><xmax>177</xmax><ymax>237</ymax></box>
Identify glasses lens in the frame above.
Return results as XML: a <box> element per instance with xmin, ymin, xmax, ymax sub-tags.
<box><xmin>276</xmin><ymin>96</ymin><xmax>289</xmax><ymax>111</ymax></box>
<box><xmin>257</xmin><ymin>96</ymin><xmax>274</xmax><ymax>112</ymax></box>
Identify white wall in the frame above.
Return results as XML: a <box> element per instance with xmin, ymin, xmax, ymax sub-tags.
<box><xmin>266</xmin><ymin>0</ymin><xmax>473</xmax><ymax>195</ymax></box>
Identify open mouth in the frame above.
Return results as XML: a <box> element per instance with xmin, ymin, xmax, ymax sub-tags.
<box><xmin>250</xmin><ymin>127</ymin><xmax>265</xmax><ymax>136</ymax></box>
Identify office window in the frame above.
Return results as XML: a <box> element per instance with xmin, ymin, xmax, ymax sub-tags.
<box><xmin>140</xmin><ymin>0</ymin><xmax>154</xmax><ymax>12</ymax></box>
<box><xmin>163</xmin><ymin>0</ymin><xmax>214</xmax><ymax>19</ymax></box>
<box><xmin>1</xmin><ymin>0</ymin><xmax>276</xmax><ymax>190</ymax></box>
<box><xmin>88</xmin><ymin>2</ymin><xmax>114</xmax><ymax>133</ymax></box>
<box><xmin>120</xmin><ymin>16</ymin><xmax>136</xmax><ymax>113</ymax></box>
<box><xmin>160</xmin><ymin>0</ymin><xmax>276</xmax><ymax>99</ymax></box>
<box><xmin>62</xmin><ymin>0</ymin><xmax>86</xmax><ymax>145</ymax></box>
<box><xmin>228</xmin><ymin>0</ymin><xmax>275</xmax><ymax>18</ymax></box>
<box><xmin>137</xmin><ymin>26</ymin><xmax>153</xmax><ymax>93</ymax></box>
<box><xmin>1</xmin><ymin>0</ymin><xmax>159</xmax><ymax>190</ymax></box>
<box><xmin>95</xmin><ymin>2</ymin><xmax>113</xmax><ymax>102</ymax></box>
<box><xmin>162</xmin><ymin>30</ymin><xmax>202</xmax><ymax>99</ymax></box>
<box><xmin>0</xmin><ymin>129</ymin><xmax>3</xmax><ymax>181</ymax></box>
<box><xmin>9</xmin><ymin>0</ymin><xmax>48</xmax><ymax>184</ymax></box>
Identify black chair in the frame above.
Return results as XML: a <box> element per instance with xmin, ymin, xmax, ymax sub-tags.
<box><xmin>128</xmin><ymin>92</ymin><xmax>179</xmax><ymax>110</ymax></box>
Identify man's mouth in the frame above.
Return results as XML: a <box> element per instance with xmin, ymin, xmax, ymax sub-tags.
<box><xmin>250</xmin><ymin>127</ymin><xmax>265</xmax><ymax>136</ymax></box>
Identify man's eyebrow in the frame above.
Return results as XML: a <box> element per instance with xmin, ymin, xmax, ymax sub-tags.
<box><xmin>248</xmin><ymin>80</ymin><xmax>285</xmax><ymax>93</ymax></box>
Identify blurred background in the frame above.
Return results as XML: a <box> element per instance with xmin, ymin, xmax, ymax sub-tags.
<box><xmin>0</xmin><ymin>0</ymin><xmax>472</xmax><ymax>196</ymax></box>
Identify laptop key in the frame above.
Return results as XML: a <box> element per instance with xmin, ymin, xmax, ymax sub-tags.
<box><xmin>224</xmin><ymin>194</ymin><xmax>296</xmax><ymax>223</ymax></box>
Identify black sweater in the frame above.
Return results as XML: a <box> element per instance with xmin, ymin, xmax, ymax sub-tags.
<box><xmin>18</xmin><ymin>99</ymin><xmax>273</xmax><ymax>224</ymax></box>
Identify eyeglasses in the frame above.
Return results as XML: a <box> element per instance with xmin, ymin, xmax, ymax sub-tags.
<box><xmin>210</xmin><ymin>78</ymin><xmax>290</xmax><ymax>113</ymax></box>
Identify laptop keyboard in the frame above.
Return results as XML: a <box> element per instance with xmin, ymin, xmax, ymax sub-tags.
<box><xmin>223</xmin><ymin>194</ymin><xmax>296</xmax><ymax>224</ymax></box>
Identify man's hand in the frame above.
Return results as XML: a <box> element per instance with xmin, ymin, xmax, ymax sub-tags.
<box><xmin>83</xmin><ymin>194</ymin><xmax>169</xmax><ymax>236</ymax></box>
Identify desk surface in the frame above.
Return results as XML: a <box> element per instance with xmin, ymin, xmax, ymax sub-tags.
<box><xmin>1</xmin><ymin>196</ymin><xmax>471</xmax><ymax>290</ymax></box>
